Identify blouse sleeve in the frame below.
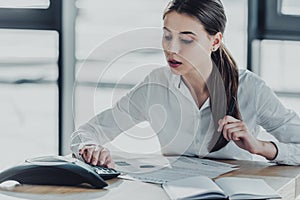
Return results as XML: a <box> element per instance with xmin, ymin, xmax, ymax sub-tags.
<box><xmin>255</xmin><ymin>77</ymin><xmax>300</xmax><ymax>165</ymax></box>
<box><xmin>70</xmin><ymin>76</ymin><xmax>150</xmax><ymax>158</ymax></box>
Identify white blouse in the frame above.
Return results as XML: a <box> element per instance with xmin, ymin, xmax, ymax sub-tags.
<box><xmin>70</xmin><ymin>67</ymin><xmax>300</xmax><ymax>165</ymax></box>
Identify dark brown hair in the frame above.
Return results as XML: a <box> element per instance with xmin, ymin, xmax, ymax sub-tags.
<box><xmin>163</xmin><ymin>0</ymin><xmax>241</xmax><ymax>152</ymax></box>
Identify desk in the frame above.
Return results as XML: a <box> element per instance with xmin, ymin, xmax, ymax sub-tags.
<box><xmin>0</xmin><ymin>159</ymin><xmax>300</xmax><ymax>200</ymax></box>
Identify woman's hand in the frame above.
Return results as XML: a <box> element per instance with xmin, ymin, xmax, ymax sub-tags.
<box><xmin>79</xmin><ymin>144</ymin><xmax>115</xmax><ymax>168</ymax></box>
<box><xmin>218</xmin><ymin>116</ymin><xmax>277</xmax><ymax>160</ymax></box>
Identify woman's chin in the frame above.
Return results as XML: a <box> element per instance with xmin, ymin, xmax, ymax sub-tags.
<box><xmin>169</xmin><ymin>66</ymin><xmax>181</xmax><ymax>75</ymax></box>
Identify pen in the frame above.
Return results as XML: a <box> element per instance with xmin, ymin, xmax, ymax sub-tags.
<box><xmin>219</xmin><ymin>96</ymin><xmax>236</xmax><ymax>131</ymax></box>
<box><xmin>210</xmin><ymin>96</ymin><xmax>237</xmax><ymax>152</ymax></box>
<box><xmin>217</xmin><ymin>96</ymin><xmax>236</xmax><ymax>132</ymax></box>
<box><xmin>227</xmin><ymin>96</ymin><xmax>236</xmax><ymax>116</ymax></box>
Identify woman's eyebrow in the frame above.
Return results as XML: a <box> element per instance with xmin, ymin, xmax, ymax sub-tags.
<box><xmin>179</xmin><ymin>31</ymin><xmax>197</xmax><ymax>36</ymax></box>
<box><xmin>163</xmin><ymin>27</ymin><xmax>171</xmax><ymax>32</ymax></box>
<box><xmin>163</xmin><ymin>27</ymin><xmax>197</xmax><ymax>36</ymax></box>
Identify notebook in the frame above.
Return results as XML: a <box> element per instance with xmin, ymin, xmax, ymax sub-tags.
<box><xmin>162</xmin><ymin>176</ymin><xmax>281</xmax><ymax>200</ymax></box>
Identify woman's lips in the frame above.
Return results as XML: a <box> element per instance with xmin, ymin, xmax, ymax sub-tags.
<box><xmin>168</xmin><ymin>59</ymin><xmax>182</xmax><ymax>68</ymax></box>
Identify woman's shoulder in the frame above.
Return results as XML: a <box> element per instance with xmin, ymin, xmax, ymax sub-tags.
<box><xmin>148</xmin><ymin>66</ymin><xmax>172</xmax><ymax>76</ymax></box>
<box><xmin>238</xmin><ymin>69</ymin><xmax>265</xmax><ymax>85</ymax></box>
<box><xmin>144</xmin><ymin>66</ymin><xmax>173</xmax><ymax>83</ymax></box>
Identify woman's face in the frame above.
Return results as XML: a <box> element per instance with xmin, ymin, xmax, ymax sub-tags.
<box><xmin>162</xmin><ymin>11</ymin><xmax>218</xmax><ymax>78</ymax></box>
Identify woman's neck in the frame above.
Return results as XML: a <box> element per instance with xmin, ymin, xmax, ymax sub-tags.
<box><xmin>182</xmin><ymin>70</ymin><xmax>209</xmax><ymax>95</ymax></box>
<box><xmin>182</xmin><ymin>70</ymin><xmax>210</xmax><ymax>109</ymax></box>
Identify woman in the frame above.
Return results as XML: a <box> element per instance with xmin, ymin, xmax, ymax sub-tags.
<box><xmin>71</xmin><ymin>0</ymin><xmax>300</xmax><ymax>168</ymax></box>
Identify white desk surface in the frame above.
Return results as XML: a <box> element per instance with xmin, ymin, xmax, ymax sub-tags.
<box><xmin>1</xmin><ymin>158</ymin><xmax>300</xmax><ymax>200</ymax></box>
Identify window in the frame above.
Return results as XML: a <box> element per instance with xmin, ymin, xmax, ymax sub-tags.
<box><xmin>0</xmin><ymin>0</ymin><xmax>50</xmax><ymax>9</ymax></box>
<box><xmin>0</xmin><ymin>0</ymin><xmax>65</xmax><ymax>168</ymax></box>
<box><xmin>222</xmin><ymin>0</ymin><xmax>248</xmax><ymax>69</ymax></box>
<box><xmin>260</xmin><ymin>40</ymin><xmax>300</xmax><ymax>92</ymax></box>
<box><xmin>281</xmin><ymin>0</ymin><xmax>300</xmax><ymax>16</ymax></box>
<box><xmin>0</xmin><ymin>29</ymin><xmax>58</xmax><ymax>169</ymax></box>
<box><xmin>248</xmin><ymin>0</ymin><xmax>300</xmax><ymax>115</ymax></box>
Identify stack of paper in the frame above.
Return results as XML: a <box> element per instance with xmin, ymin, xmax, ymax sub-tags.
<box><xmin>115</xmin><ymin>156</ymin><xmax>238</xmax><ymax>184</ymax></box>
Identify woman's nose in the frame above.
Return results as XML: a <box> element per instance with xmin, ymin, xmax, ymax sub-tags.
<box><xmin>167</xmin><ymin>40</ymin><xmax>180</xmax><ymax>54</ymax></box>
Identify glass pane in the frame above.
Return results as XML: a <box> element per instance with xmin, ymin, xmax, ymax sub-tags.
<box><xmin>0</xmin><ymin>29</ymin><xmax>57</xmax><ymax>60</ymax></box>
<box><xmin>76</xmin><ymin>0</ymin><xmax>247</xmax><ymax>68</ymax></box>
<box><xmin>75</xmin><ymin>0</ymin><xmax>169</xmax><ymax>60</ymax></box>
<box><xmin>260</xmin><ymin>40</ymin><xmax>300</xmax><ymax>92</ymax></box>
<box><xmin>0</xmin><ymin>29</ymin><xmax>58</xmax><ymax>169</ymax></box>
<box><xmin>279</xmin><ymin>96</ymin><xmax>300</xmax><ymax>116</ymax></box>
<box><xmin>222</xmin><ymin>0</ymin><xmax>248</xmax><ymax>69</ymax></box>
<box><xmin>0</xmin><ymin>29</ymin><xmax>58</xmax><ymax>82</ymax></box>
<box><xmin>281</xmin><ymin>0</ymin><xmax>300</xmax><ymax>15</ymax></box>
<box><xmin>0</xmin><ymin>0</ymin><xmax>50</xmax><ymax>9</ymax></box>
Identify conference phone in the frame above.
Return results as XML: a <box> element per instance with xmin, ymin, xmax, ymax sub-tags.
<box><xmin>0</xmin><ymin>156</ymin><xmax>120</xmax><ymax>189</ymax></box>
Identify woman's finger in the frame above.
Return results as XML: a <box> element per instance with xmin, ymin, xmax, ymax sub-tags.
<box><xmin>85</xmin><ymin>148</ymin><xmax>94</xmax><ymax>163</ymax></box>
<box><xmin>80</xmin><ymin>145</ymin><xmax>96</xmax><ymax>163</ymax></box>
<box><xmin>223</xmin><ymin>123</ymin><xmax>239</xmax><ymax>140</ymax></box>
<box><xmin>91</xmin><ymin>147</ymin><xmax>101</xmax><ymax>166</ymax></box>
<box><xmin>79</xmin><ymin>145</ymin><xmax>114</xmax><ymax>168</ymax></box>
<box><xmin>99</xmin><ymin>149</ymin><xmax>110</xmax><ymax>166</ymax></box>
<box><xmin>222</xmin><ymin>122</ymin><xmax>242</xmax><ymax>140</ymax></box>
<box><xmin>223</xmin><ymin>115</ymin><xmax>240</xmax><ymax>123</ymax></box>
<box><xmin>227</xmin><ymin>126</ymin><xmax>244</xmax><ymax>140</ymax></box>
<box><xmin>79</xmin><ymin>146</ymin><xmax>90</xmax><ymax>156</ymax></box>
<box><xmin>218</xmin><ymin>119</ymin><xmax>225</xmax><ymax>132</ymax></box>
<box><xmin>231</xmin><ymin>130</ymin><xmax>246</xmax><ymax>141</ymax></box>
<box><xmin>105</xmin><ymin>158</ymin><xmax>115</xmax><ymax>169</ymax></box>
<box><xmin>79</xmin><ymin>148</ymin><xmax>84</xmax><ymax>155</ymax></box>
<box><xmin>218</xmin><ymin>115</ymin><xmax>240</xmax><ymax>132</ymax></box>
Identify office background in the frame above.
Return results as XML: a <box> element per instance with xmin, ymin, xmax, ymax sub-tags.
<box><xmin>0</xmin><ymin>0</ymin><xmax>299</xmax><ymax>170</ymax></box>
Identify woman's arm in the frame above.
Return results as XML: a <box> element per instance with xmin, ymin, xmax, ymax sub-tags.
<box><xmin>254</xmin><ymin>77</ymin><xmax>300</xmax><ymax>165</ymax></box>
<box><xmin>70</xmin><ymin>77</ymin><xmax>150</xmax><ymax>165</ymax></box>
<box><xmin>217</xmin><ymin>75</ymin><xmax>300</xmax><ymax>165</ymax></box>
<box><xmin>218</xmin><ymin>116</ymin><xmax>278</xmax><ymax>160</ymax></box>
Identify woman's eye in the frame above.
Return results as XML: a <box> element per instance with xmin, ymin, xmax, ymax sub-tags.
<box><xmin>164</xmin><ymin>34</ymin><xmax>172</xmax><ymax>41</ymax></box>
<box><xmin>181</xmin><ymin>39</ymin><xmax>193</xmax><ymax>44</ymax></box>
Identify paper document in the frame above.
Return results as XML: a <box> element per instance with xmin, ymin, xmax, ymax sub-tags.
<box><xmin>115</xmin><ymin>156</ymin><xmax>238</xmax><ymax>184</ymax></box>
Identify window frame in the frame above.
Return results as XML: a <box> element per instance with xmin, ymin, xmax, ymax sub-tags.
<box><xmin>0</xmin><ymin>1</ymin><xmax>60</xmax><ymax>30</ymax></box>
<box><xmin>248</xmin><ymin>0</ymin><xmax>300</xmax><ymax>70</ymax></box>
<box><xmin>0</xmin><ymin>0</ymin><xmax>76</xmax><ymax>155</ymax></box>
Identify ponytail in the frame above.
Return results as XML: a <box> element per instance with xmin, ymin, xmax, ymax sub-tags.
<box><xmin>213</xmin><ymin>43</ymin><xmax>241</xmax><ymax>119</ymax></box>
<box><xmin>208</xmin><ymin>43</ymin><xmax>242</xmax><ymax>152</ymax></box>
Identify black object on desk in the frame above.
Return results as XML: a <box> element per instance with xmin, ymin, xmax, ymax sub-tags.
<box><xmin>0</xmin><ymin>156</ymin><xmax>120</xmax><ymax>189</ymax></box>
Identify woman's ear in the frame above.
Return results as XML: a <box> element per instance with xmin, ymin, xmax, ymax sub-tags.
<box><xmin>211</xmin><ymin>32</ymin><xmax>223</xmax><ymax>52</ymax></box>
